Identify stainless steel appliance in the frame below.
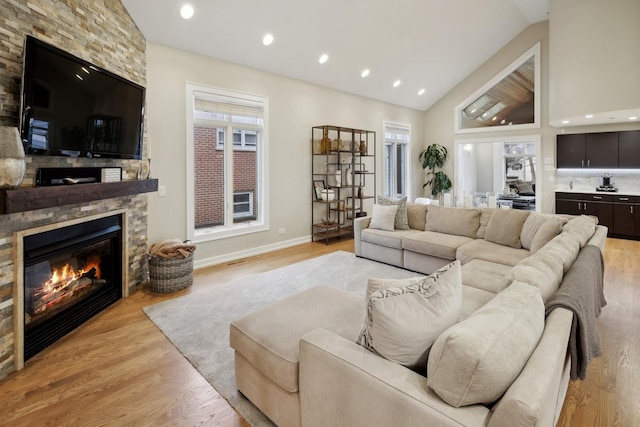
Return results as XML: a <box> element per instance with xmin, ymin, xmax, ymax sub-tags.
<box><xmin>596</xmin><ymin>173</ymin><xmax>617</xmax><ymax>192</ymax></box>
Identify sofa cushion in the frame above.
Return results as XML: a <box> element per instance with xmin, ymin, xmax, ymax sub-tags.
<box><xmin>484</xmin><ymin>208</ymin><xmax>530</xmax><ymax>249</ymax></box>
<box><xmin>456</xmin><ymin>239</ymin><xmax>530</xmax><ymax>266</ymax></box>
<box><xmin>361</xmin><ymin>228</ymin><xmax>421</xmax><ymax>250</ymax></box>
<box><xmin>460</xmin><ymin>285</ymin><xmax>495</xmax><ymax>320</ymax></box>
<box><xmin>520</xmin><ymin>212</ymin><xmax>567</xmax><ymax>250</ymax></box>
<box><xmin>426</xmin><ymin>205</ymin><xmax>480</xmax><ymax>238</ymax></box>
<box><xmin>357</xmin><ymin>261</ymin><xmax>462</xmax><ymax>369</ymax></box>
<box><xmin>507</xmin><ymin>251</ymin><xmax>564</xmax><ymax>302</ymax></box>
<box><xmin>427</xmin><ymin>281</ymin><xmax>545</xmax><ymax>407</ymax></box>
<box><xmin>377</xmin><ymin>196</ymin><xmax>410</xmax><ymax>230</ymax></box>
<box><xmin>539</xmin><ymin>232</ymin><xmax>580</xmax><ymax>274</ymax></box>
<box><xmin>475</xmin><ymin>208</ymin><xmax>494</xmax><ymax>239</ymax></box>
<box><xmin>461</xmin><ymin>259</ymin><xmax>512</xmax><ymax>294</ymax></box>
<box><xmin>563</xmin><ymin>215</ymin><xmax>597</xmax><ymax>247</ymax></box>
<box><xmin>230</xmin><ymin>286</ymin><xmax>363</xmax><ymax>393</ymax></box>
<box><xmin>406</xmin><ymin>202</ymin><xmax>428</xmax><ymax>231</ymax></box>
<box><xmin>370</xmin><ymin>204</ymin><xmax>398</xmax><ymax>231</ymax></box>
<box><xmin>529</xmin><ymin>218</ymin><xmax>564</xmax><ymax>253</ymax></box>
<box><xmin>402</xmin><ymin>231</ymin><xmax>474</xmax><ymax>261</ymax></box>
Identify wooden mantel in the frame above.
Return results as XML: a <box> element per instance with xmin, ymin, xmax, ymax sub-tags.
<box><xmin>0</xmin><ymin>179</ymin><xmax>158</xmax><ymax>214</ymax></box>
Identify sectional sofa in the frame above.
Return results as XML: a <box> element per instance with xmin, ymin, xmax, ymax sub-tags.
<box><xmin>230</xmin><ymin>203</ymin><xmax>606</xmax><ymax>427</ymax></box>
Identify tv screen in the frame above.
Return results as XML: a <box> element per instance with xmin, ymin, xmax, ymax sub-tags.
<box><xmin>20</xmin><ymin>36</ymin><xmax>144</xmax><ymax>160</ymax></box>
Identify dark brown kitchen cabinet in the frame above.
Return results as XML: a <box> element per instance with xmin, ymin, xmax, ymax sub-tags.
<box><xmin>556</xmin><ymin>134</ymin><xmax>586</xmax><ymax>168</ymax></box>
<box><xmin>585</xmin><ymin>132</ymin><xmax>618</xmax><ymax>168</ymax></box>
<box><xmin>618</xmin><ymin>130</ymin><xmax>640</xmax><ymax>168</ymax></box>
<box><xmin>583</xmin><ymin>196</ymin><xmax>613</xmax><ymax>230</ymax></box>
<box><xmin>555</xmin><ymin>192</ymin><xmax>613</xmax><ymax>232</ymax></box>
<box><xmin>557</xmin><ymin>131</ymin><xmax>620</xmax><ymax>168</ymax></box>
<box><xmin>612</xmin><ymin>195</ymin><xmax>640</xmax><ymax>238</ymax></box>
<box><xmin>555</xmin><ymin>192</ymin><xmax>583</xmax><ymax>215</ymax></box>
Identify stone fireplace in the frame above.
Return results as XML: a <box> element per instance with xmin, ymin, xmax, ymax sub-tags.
<box><xmin>0</xmin><ymin>0</ymin><xmax>148</xmax><ymax>381</ymax></box>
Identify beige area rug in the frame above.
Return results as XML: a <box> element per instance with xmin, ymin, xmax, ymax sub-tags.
<box><xmin>143</xmin><ymin>251</ymin><xmax>422</xmax><ymax>426</ymax></box>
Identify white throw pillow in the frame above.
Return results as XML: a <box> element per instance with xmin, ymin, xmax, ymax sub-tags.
<box><xmin>369</xmin><ymin>204</ymin><xmax>398</xmax><ymax>231</ymax></box>
<box><xmin>427</xmin><ymin>281</ymin><xmax>544</xmax><ymax>407</ymax></box>
<box><xmin>357</xmin><ymin>261</ymin><xmax>462</xmax><ymax>368</ymax></box>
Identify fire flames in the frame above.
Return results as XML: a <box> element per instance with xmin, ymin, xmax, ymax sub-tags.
<box><xmin>30</xmin><ymin>256</ymin><xmax>103</xmax><ymax>315</ymax></box>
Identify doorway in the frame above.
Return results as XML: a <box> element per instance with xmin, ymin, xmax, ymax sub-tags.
<box><xmin>454</xmin><ymin>136</ymin><xmax>540</xmax><ymax>211</ymax></box>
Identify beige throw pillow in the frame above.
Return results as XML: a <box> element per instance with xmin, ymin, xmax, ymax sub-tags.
<box><xmin>357</xmin><ymin>261</ymin><xmax>462</xmax><ymax>369</ymax></box>
<box><xmin>427</xmin><ymin>281</ymin><xmax>544</xmax><ymax>407</ymax></box>
<box><xmin>377</xmin><ymin>196</ymin><xmax>410</xmax><ymax>230</ymax></box>
<box><xmin>529</xmin><ymin>219</ymin><xmax>563</xmax><ymax>253</ymax></box>
<box><xmin>369</xmin><ymin>204</ymin><xmax>398</xmax><ymax>231</ymax></box>
<box><xmin>484</xmin><ymin>209</ymin><xmax>530</xmax><ymax>249</ymax></box>
<box><xmin>406</xmin><ymin>203</ymin><xmax>428</xmax><ymax>230</ymax></box>
<box><xmin>426</xmin><ymin>205</ymin><xmax>480</xmax><ymax>238</ymax></box>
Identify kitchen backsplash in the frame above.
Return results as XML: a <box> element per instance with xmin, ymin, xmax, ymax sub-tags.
<box><xmin>556</xmin><ymin>170</ymin><xmax>640</xmax><ymax>193</ymax></box>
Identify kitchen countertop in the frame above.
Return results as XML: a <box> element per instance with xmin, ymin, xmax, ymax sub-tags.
<box><xmin>555</xmin><ymin>189</ymin><xmax>640</xmax><ymax>197</ymax></box>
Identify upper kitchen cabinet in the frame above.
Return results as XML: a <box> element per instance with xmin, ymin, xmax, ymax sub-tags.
<box><xmin>585</xmin><ymin>132</ymin><xmax>618</xmax><ymax>168</ymax></box>
<box><xmin>556</xmin><ymin>134</ymin><xmax>585</xmax><ymax>168</ymax></box>
<box><xmin>557</xmin><ymin>131</ymin><xmax>620</xmax><ymax>168</ymax></box>
<box><xmin>618</xmin><ymin>130</ymin><xmax>640</xmax><ymax>168</ymax></box>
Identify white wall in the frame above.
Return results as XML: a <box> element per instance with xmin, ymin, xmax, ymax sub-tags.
<box><xmin>549</xmin><ymin>0</ymin><xmax>640</xmax><ymax>123</ymax></box>
<box><xmin>145</xmin><ymin>42</ymin><xmax>424</xmax><ymax>266</ymax></box>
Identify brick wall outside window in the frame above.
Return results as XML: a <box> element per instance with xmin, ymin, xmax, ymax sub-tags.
<box><xmin>194</xmin><ymin>126</ymin><xmax>257</xmax><ymax>227</ymax></box>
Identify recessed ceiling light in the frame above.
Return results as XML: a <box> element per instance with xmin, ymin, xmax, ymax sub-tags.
<box><xmin>262</xmin><ymin>34</ymin><xmax>274</xmax><ymax>46</ymax></box>
<box><xmin>492</xmin><ymin>116</ymin><xmax>498</xmax><ymax>121</ymax></box>
<box><xmin>630</xmin><ymin>116</ymin><xmax>638</xmax><ymax>120</ymax></box>
<box><xmin>318</xmin><ymin>54</ymin><xmax>329</xmax><ymax>64</ymax></box>
<box><xmin>392</xmin><ymin>80</ymin><xmax>401</xmax><ymax>88</ymax></box>
<box><xmin>361</xmin><ymin>69</ymin><xmax>370</xmax><ymax>78</ymax></box>
<box><xmin>180</xmin><ymin>4</ymin><xmax>194</xmax><ymax>19</ymax></box>
<box><xmin>585</xmin><ymin>114</ymin><xmax>594</xmax><ymax>119</ymax></box>
<box><xmin>562</xmin><ymin>120</ymin><xmax>570</xmax><ymax>124</ymax></box>
<box><xmin>417</xmin><ymin>89</ymin><xmax>425</xmax><ymax>96</ymax></box>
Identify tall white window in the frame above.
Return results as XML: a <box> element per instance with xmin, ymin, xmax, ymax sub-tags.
<box><xmin>186</xmin><ymin>84</ymin><xmax>269</xmax><ymax>242</ymax></box>
<box><xmin>383</xmin><ymin>122</ymin><xmax>410</xmax><ymax>199</ymax></box>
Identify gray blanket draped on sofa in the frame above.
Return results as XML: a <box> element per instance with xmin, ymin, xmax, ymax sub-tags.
<box><xmin>545</xmin><ymin>244</ymin><xmax>606</xmax><ymax>380</ymax></box>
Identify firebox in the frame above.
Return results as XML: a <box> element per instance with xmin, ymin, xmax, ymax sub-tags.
<box><xmin>23</xmin><ymin>215</ymin><xmax>123</xmax><ymax>361</ymax></box>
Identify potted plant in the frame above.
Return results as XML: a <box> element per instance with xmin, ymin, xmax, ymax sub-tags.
<box><xmin>419</xmin><ymin>143</ymin><xmax>452</xmax><ymax>198</ymax></box>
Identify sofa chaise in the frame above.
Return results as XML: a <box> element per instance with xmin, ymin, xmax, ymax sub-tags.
<box><xmin>230</xmin><ymin>203</ymin><xmax>607</xmax><ymax>427</ymax></box>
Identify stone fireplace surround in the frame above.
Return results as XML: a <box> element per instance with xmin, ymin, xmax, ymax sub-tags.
<box><xmin>0</xmin><ymin>0</ymin><xmax>148</xmax><ymax>381</ymax></box>
<box><xmin>0</xmin><ymin>186</ymin><xmax>153</xmax><ymax>379</ymax></box>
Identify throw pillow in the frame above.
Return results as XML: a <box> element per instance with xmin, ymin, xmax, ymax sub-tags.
<box><xmin>357</xmin><ymin>261</ymin><xmax>462</xmax><ymax>369</ymax></box>
<box><xmin>484</xmin><ymin>208</ymin><xmax>530</xmax><ymax>249</ymax></box>
<box><xmin>562</xmin><ymin>215</ymin><xmax>597</xmax><ymax>247</ymax></box>
<box><xmin>406</xmin><ymin>202</ymin><xmax>428</xmax><ymax>230</ymax></box>
<box><xmin>529</xmin><ymin>218</ymin><xmax>563</xmax><ymax>253</ymax></box>
<box><xmin>475</xmin><ymin>208</ymin><xmax>495</xmax><ymax>239</ymax></box>
<box><xmin>369</xmin><ymin>204</ymin><xmax>398</xmax><ymax>232</ymax></box>
<box><xmin>427</xmin><ymin>281</ymin><xmax>544</xmax><ymax>407</ymax></box>
<box><xmin>377</xmin><ymin>196</ymin><xmax>410</xmax><ymax>230</ymax></box>
<box><xmin>426</xmin><ymin>205</ymin><xmax>480</xmax><ymax>238</ymax></box>
<box><xmin>515</xmin><ymin>181</ymin><xmax>535</xmax><ymax>196</ymax></box>
<box><xmin>520</xmin><ymin>212</ymin><xmax>567</xmax><ymax>250</ymax></box>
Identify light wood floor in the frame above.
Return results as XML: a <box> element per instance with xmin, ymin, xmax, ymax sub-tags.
<box><xmin>0</xmin><ymin>238</ymin><xmax>638</xmax><ymax>426</ymax></box>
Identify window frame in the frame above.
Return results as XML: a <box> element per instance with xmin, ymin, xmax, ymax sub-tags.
<box><xmin>186</xmin><ymin>83</ymin><xmax>269</xmax><ymax>243</ymax></box>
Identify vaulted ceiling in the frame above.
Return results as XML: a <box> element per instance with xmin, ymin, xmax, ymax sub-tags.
<box><xmin>121</xmin><ymin>0</ymin><xmax>548</xmax><ymax>111</ymax></box>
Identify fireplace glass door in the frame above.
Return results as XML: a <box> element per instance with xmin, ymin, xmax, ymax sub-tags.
<box><xmin>23</xmin><ymin>215</ymin><xmax>122</xmax><ymax>361</ymax></box>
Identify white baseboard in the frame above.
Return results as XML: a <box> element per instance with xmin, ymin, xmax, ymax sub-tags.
<box><xmin>193</xmin><ymin>235</ymin><xmax>312</xmax><ymax>270</ymax></box>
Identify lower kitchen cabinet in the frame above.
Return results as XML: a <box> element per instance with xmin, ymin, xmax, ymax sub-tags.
<box><xmin>556</xmin><ymin>192</ymin><xmax>640</xmax><ymax>240</ymax></box>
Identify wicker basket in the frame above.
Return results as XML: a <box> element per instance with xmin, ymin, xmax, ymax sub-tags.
<box><xmin>148</xmin><ymin>253</ymin><xmax>194</xmax><ymax>293</ymax></box>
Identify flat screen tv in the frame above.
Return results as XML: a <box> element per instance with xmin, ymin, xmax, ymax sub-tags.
<box><xmin>20</xmin><ymin>35</ymin><xmax>145</xmax><ymax>160</ymax></box>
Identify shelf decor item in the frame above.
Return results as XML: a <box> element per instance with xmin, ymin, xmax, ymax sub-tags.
<box><xmin>360</xmin><ymin>140</ymin><xmax>367</xmax><ymax>155</ymax></box>
<box><xmin>0</xmin><ymin>126</ymin><xmax>26</xmax><ymax>189</ymax></box>
<box><xmin>320</xmin><ymin>128</ymin><xmax>332</xmax><ymax>154</ymax></box>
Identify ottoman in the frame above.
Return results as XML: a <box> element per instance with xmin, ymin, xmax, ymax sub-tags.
<box><xmin>230</xmin><ymin>285</ymin><xmax>364</xmax><ymax>427</ymax></box>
